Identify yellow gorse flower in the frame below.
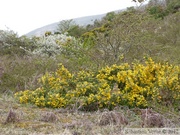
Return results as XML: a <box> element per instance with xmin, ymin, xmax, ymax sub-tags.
<box><xmin>14</xmin><ymin>58</ymin><xmax>180</xmax><ymax>110</ymax></box>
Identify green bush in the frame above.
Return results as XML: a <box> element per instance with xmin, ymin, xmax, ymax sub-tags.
<box><xmin>148</xmin><ymin>5</ymin><xmax>168</xmax><ymax>19</ymax></box>
<box><xmin>0</xmin><ymin>30</ymin><xmax>36</xmax><ymax>56</ymax></box>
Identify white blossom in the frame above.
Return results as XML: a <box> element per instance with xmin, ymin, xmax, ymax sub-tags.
<box><xmin>31</xmin><ymin>33</ymin><xmax>76</xmax><ymax>57</ymax></box>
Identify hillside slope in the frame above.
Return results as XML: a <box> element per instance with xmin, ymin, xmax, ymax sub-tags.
<box><xmin>26</xmin><ymin>13</ymin><xmax>107</xmax><ymax>37</ymax></box>
<box><xmin>25</xmin><ymin>9</ymin><xmax>124</xmax><ymax>37</ymax></box>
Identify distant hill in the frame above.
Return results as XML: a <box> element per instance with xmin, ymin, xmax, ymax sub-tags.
<box><xmin>26</xmin><ymin>14</ymin><xmax>106</xmax><ymax>37</ymax></box>
<box><xmin>26</xmin><ymin>9</ymin><xmax>124</xmax><ymax>37</ymax></box>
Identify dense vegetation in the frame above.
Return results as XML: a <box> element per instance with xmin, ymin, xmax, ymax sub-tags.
<box><xmin>0</xmin><ymin>0</ymin><xmax>179</xmax><ymax>111</ymax></box>
<box><xmin>14</xmin><ymin>58</ymin><xmax>179</xmax><ymax>111</ymax></box>
<box><xmin>0</xmin><ymin>1</ymin><xmax>179</xmax><ymax>134</ymax></box>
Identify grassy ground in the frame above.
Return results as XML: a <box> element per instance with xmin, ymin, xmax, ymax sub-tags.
<box><xmin>0</xmin><ymin>93</ymin><xmax>179</xmax><ymax>135</ymax></box>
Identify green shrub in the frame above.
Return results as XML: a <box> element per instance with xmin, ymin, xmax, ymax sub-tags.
<box><xmin>148</xmin><ymin>5</ymin><xmax>168</xmax><ymax>19</ymax></box>
<box><xmin>0</xmin><ymin>30</ymin><xmax>36</xmax><ymax>56</ymax></box>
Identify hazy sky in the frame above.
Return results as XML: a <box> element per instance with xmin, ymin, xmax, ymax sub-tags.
<box><xmin>0</xmin><ymin>0</ymin><xmax>139</xmax><ymax>36</ymax></box>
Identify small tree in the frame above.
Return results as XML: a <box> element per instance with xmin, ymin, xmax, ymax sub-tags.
<box><xmin>57</xmin><ymin>19</ymin><xmax>87</xmax><ymax>38</ymax></box>
<box><xmin>57</xmin><ymin>19</ymin><xmax>76</xmax><ymax>34</ymax></box>
<box><xmin>67</xmin><ymin>25</ymin><xmax>87</xmax><ymax>38</ymax></box>
<box><xmin>103</xmin><ymin>12</ymin><xmax>116</xmax><ymax>22</ymax></box>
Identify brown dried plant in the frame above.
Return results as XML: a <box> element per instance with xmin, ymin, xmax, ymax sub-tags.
<box><xmin>40</xmin><ymin>112</ymin><xmax>58</xmax><ymax>122</ymax></box>
<box><xmin>141</xmin><ymin>108</ymin><xmax>165</xmax><ymax>127</ymax></box>
<box><xmin>4</xmin><ymin>109</ymin><xmax>19</xmax><ymax>124</ymax></box>
<box><xmin>98</xmin><ymin>110</ymin><xmax>128</xmax><ymax>126</ymax></box>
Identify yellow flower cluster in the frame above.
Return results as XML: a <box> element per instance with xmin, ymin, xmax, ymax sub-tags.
<box><xmin>96</xmin><ymin>58</ymin><xmax>179</xmax><ymax>108</ymax></box>
<box><xmin>14</xmin><ymin>58</ymin><xmax>180</xmax><ymax>110</ymax></box>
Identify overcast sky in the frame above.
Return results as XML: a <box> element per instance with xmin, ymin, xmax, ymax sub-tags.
<box><xmin>0</xmin><ymin>0</ymin><xmax>140</xmax><ymax>36</ymax></box>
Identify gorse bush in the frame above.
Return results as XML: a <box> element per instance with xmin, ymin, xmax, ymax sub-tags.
<box><xmin>14</xmin><ymin>58</ymin><xmax>180</xmax><ymax>110</ymax></box>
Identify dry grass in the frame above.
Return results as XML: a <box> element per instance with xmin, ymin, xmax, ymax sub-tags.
<box><xmin>0</xmin><ymin>94</ymin><xmax>179</xmax><ymax>135</ymax></box>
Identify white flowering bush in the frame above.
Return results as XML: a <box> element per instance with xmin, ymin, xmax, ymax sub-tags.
<box><xmin>31</xmin><ymin>33</ymin><xmax>76</xmax><ymax>57</ymax></box>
